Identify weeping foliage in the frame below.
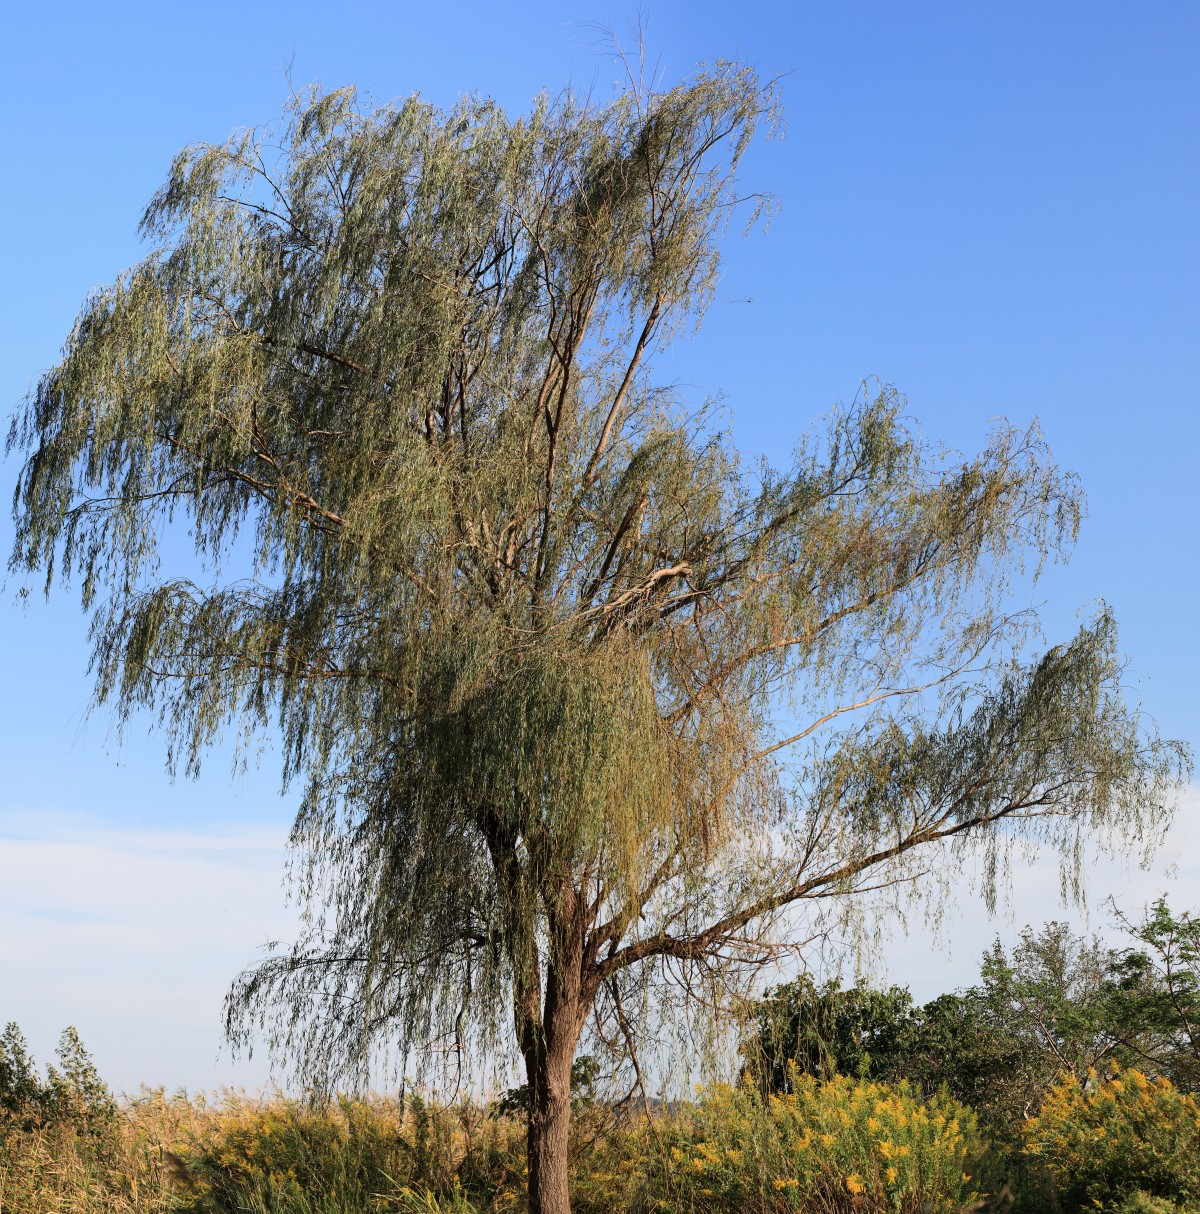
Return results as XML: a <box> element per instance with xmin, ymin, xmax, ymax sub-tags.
<box><xmin>8</xmin><ymin>63</ymin><xmax>1188</xmax><ymax>1102</ymax></box>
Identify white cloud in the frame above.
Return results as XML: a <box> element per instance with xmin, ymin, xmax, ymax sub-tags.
<box><xmin>0</xmin><ymin>807</ymin><xmax>299</xmax><ymax>1095</ymax></box>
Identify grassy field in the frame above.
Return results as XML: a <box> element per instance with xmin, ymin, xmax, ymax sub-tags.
<box><xmin>4</xmin><ymin>1063</ymin><xmax>1200</xmax><ymax>1214</ymax></box>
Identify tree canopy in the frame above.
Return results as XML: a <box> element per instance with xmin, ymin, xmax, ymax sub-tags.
<box><xmin>8</xmin><ymin>62</ymin><xmax>1188</xmax><ymax>1214</ymax></box>
<box><xmin>1110</xmin><ymin>898</ymin><xmax>1200</xmax><ymax>1093</ymax></box>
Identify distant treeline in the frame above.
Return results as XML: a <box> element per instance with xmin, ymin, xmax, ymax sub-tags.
<box><xmin>745</xmin><ymin>897</ymin><xmax>1200</xmax><ymax>1129</ymax></box>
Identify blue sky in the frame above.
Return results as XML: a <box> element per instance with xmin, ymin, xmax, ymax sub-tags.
<box><xmin>1</xmin><ymin>2</ymin><xmax>1197</xmax><ymax>1093</ymax></box>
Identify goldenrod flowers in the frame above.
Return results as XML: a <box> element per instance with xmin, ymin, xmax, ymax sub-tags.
<box><xmin>1023</xmin><ymin>1065</ymin><xmax>1200</xmax><ymax>1208</ymax></box>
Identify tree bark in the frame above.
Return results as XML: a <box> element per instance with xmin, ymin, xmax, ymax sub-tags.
<box><xmin>522</xmin><ymin>894</ymin><xmax>590</xmax><ymax>1214</ymax></box>
<box><xmin>526</xmin><ymin>1011</ymin><xmax>579</xmax><ymax>1214</ymax></box>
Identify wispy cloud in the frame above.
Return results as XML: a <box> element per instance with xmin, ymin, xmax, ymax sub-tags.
<box><xmin>0</xmin><ymin>808</ymin><xmax>298</xmax><ymax>1094</ymax></box>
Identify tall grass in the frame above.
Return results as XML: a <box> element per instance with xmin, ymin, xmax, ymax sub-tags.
<box><xmin>0</xmin><ymin>1086</ymin><xmax>526</xmax><ymax>1214</ymax></box>
<box><xmin>1</xmin><ymin>1076</ymin><xmax>996</xmax><ymax>1213</ymax></box>
<box><xmin>0</xmin><ymin>1092</ymin><xmax>181</xmax><ymax>1213</ymax></box>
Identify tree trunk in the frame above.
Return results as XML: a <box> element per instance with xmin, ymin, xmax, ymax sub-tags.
<box><xmin>521</xmin><ymin>896</ymin><xmax>589</xmax><ymax>1214</ymax></box>
<box><xmin>526</xmin><ymin>1015</ymin><xmax>578</xmax><ymax>1214</ymax></box>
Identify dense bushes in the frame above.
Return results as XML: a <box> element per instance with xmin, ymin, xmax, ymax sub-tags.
<box><xmin>5</xmin><ymin>1059</ymin><xmax>1200</xmax><ymax>1213</ymax></box>
<box><xmin>1024</xmin><ymin>1065</ymin><xmax>1200</xmax><ymax>1211</ymax></box>
<box><xmin>128</xmin><ymin>1077</ymin><xmax>984</xmax><ymax>1214</ymax></box>
<box><xmin>1</xmin><ymin>1027</ymin><xmax>987</xmax><ymax>1214</ymax></box>
<box><xmin>770</xmin><ymin>1073</ymin><xmax>981</xmax><ymax>1213</ymax></box>
<box><xmin>575</xmin><ymin>1073</ymin><xmax>982</xmax><ymax>1214</ymax></box>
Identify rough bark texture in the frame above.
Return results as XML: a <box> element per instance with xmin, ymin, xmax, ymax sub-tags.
<box><xmin>526</xmin><ymin>1022</ymin><xmax>577</xmax><ymax>1214</ymax></box>
<box><xmin>523</xmin><ymin>898</ymin><xmax>589</xmax><ymax>1214</ymax></box>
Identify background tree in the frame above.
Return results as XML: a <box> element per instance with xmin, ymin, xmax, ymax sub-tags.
<box><xmin>0</xmin><ymin>1023</ymin><xmax>46</xmax><ymax>1131</ymax></box>
<box><xmin>977</xmin><ymin>925</ymin><xmax>1135</xmax><ymax>1100</ymax></box>
<box><xmin>742</xmin><ymin>976</ymin><xmax>920</xmax><ymax>1088</ymax></box>
<box><xmin>973</xmin><ymin>919</ymin><xmax>1200</xmax><ymax>1114</ymax></box>
<box><xmin>744</xmin><ymin>978</ymin><xmax>1023</xmax><ymax>1135</ymax></box>
<box><xmin>1110</xmin><ymin>898</ymin><xmax>1200</xmax><ymax>1093</ymax></box>
<box><xmin>8</xmin><ymin>62</ymin><xmax>1188</xmax><ymax>1214</ymax></box>
<box><xmin>0</xmin><ymin>1023</ymin><xmax>115</xmax><ymax>1140</ymax></box>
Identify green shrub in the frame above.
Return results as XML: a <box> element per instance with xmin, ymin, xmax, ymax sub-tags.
<box><xmin>1023</xmin><ymin>1065</ymin><xmax>1200</xmax><ymax>1211</ymax></box>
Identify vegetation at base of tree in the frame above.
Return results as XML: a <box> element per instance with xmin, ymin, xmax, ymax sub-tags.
<box><xmin>4</xmin><ymin>904</ymin><xmax>1200</xmax><ymax>1211</ymax></box>
<box><xmin>1</xmin><ymin>1055</ymin><xmax>984</xmax><ymax>1213</ymax></box>
<box><xmin>6</xmin><ymin>1057</ymin><xmax>1196</xmax><ymax>1214</ymax></box>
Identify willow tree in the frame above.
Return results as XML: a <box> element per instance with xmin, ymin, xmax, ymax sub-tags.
<box><xmin>8</xmin><ymin>65</ymin><xmax>1186</xmax><ymax>1214</ymax></box>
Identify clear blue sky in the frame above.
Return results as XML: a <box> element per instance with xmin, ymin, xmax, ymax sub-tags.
<box><xmin>1</xmin><ymin>1</ymin><xmax>1197</xmax><ymax>1092</ymax></box>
